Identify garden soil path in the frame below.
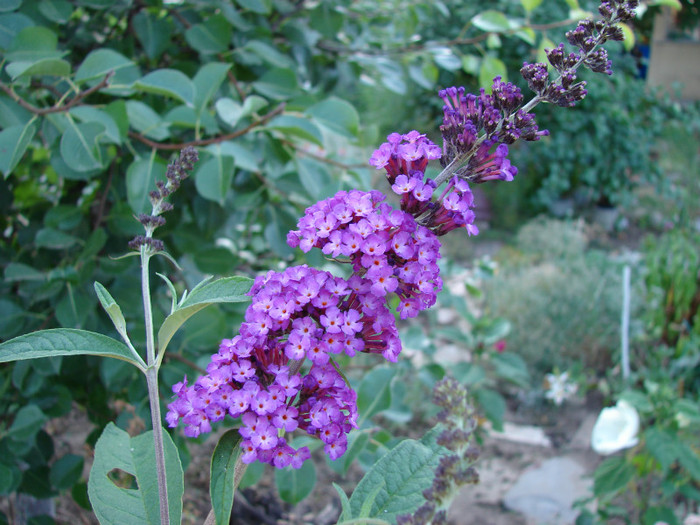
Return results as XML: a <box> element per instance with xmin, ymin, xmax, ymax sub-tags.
<box><xmin>31</xmin><ymin>398</ymin><xmax>601</xmax><ymax>525</ymax></box>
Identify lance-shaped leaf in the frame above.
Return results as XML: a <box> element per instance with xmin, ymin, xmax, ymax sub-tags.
<box><xmin>94</xmin><ymin>282</ymin><xmax>129</xmax><ymax>345</ymax></box>
<box><xmin>157</xmin><ymin>276</ymin><xmax>253</xmax><ymax>357</ymax></box>
<box><xmin>0</xmin><ymin>329</ymin><xmax>145</xmax><ymax>370</ymax></box>
<box><xmin>209</xmin><ymin>429</ymin><xmax>243</xmax><ymax>525</ymax></box>
<box><xmin>88</xmin><ymin>423</ymin><xmax>183</xmax><ymax>525</ymax></box>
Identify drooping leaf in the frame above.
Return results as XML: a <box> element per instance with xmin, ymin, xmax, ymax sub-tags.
<box><xmin>0</xmin><ymin>329</ymin><xmax>145</xmax><ymax>369</ymax></box>
<box><xmin>0</xmin><ymin>120</ymin><xmax>37</xmax><ymax>178</ymax></box>
<box><xmin>157</xmin><ymin>276</ymin><xmax>253</xmax><ymax>356</ymax></box>
<box><xmin>126</xmin><ymin>152</ymin><xmax>167</xmax><ymax>215</ymax></box>
<box><xmin>209</xmin><ymin>429</ymin><xmax>243</xmax><ymax>525</ymax></box>
<box><xmin>87</xmin><ymin>423</ymin><xmax>183</xmax><ymax>525</ymax></box>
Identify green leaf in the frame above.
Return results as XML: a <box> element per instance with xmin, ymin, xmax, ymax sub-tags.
<box><xmin>593</xmin><ymin>456</ymin><xmax>634</xmax><ymax>497</ymax></box>
<box><xmin>4</xmin><ymin>262</ymin><xmax>44</xmax><ymax>282</ymax></box>
<box><xmin>491</xmin><ymin>352</ymin><xmax>529</xmax><ymax>388</ymax></box>
<box><xmin>296</xmin><ymin>157</ymin><xmax>333</xmax><ymax>201</ymax></box>
<box><xmin>215</xmin><ymin>95</ymin><xmax>268</xmax><ymax>128</ymax></box>
<box><xmin>125</xmin><ymin>100</ymin><xmax>170</xmax><ymax>141</ymax></box>
<box><xmin>252</xmin><ymin>68</ymin><xmax>300</xmax><ymax>100</ymax></box>
<box><xmin>60</xmin><ymin>121</ymin><xmax>105</xmax><ymax>172</ymax></box>
<box><xmin>333</xmin><ymin>483</ymin><xmax>352</xmax><ymax>522</ymax></box>
<box><xmin>38</xmin><ymin>0</ymin><xmax>74</xmax><ymax>23</ymax></box>
<box><xmin>5</xmin><ymin>26</ymin><xmax>63</xmax><ymax>62</ymax></box>
<box><xmin>678</xmin><ymin>442</ymin><xmax>700</xmax><ymax>480</ymax></box>
<box><xmin>472</xmin><ymin>10</ymin><xmax>512</xmax><ymax>33</ymax></box>
<box><xmin>75</xmin><ymin>48</ymin><xmax>139</xmax><ymax>88</ymax></box>
<box><xmin>520</xmin><ymin>0</ymin><xmax>543</xmax><ymax>12</ymax></box>
<box><xmin>474</xmin><ymin>388</ymin><xmax>506</xmax><ymax>430</ymax></box>
<box><xmin>126</xmin><ymin>153</ymin><xmax>167</xmax><ymax>215</ymax></box>
<box><xmin>618</xmin><ymin>22</ymin><xmax>635</xmax><ymax>51</ymax></box>
<box><xmin>132</xmin><ymin>10</ymin><xmax>172</xmax><ymax>61</ymax></box>
<box><xmin>50</xmin><ymin>454</ymin><xmax>84</xmax><ymax>491</ymax></box>
<box><xmin>69</xmin><ymin>106</ymin><xmax>121</xmax><ymax>145</ymax></box>
<box><xmin>0</xmin><ymin>13</ymin><xmax>34</xmax><ymax>49</ymax></box>
<box><xmin>209</xmin><ymin>429</ymin><xmax>243</xmax><ymax>525</ymax></box>
<box><xmin>215</xmin><ymin>98</ymin><xmax>245</xmax><ymax>128</ymax></box>
<box><xmin>328</xmin><ymin>430</ymin><xmax>370</xmax><ymax>476</ymax></box>
<box><xmin>193</xmin><ymin>62</ymin><xmax>231</xmax><ymax>115</ymax></box>
<box><xmin>275</xmin><ymin>459</ymin><xmax>316</xmax><ymax>504</ymax></box>
<box><xmin>6</xmin><ymin>58</ymin><xmax>70</xmax><ymax>78</ymax></box>
<box><xmin>240</xmin><ymin>40</ymin><xmax>294</xmax><ymax>68</ymax></box>
<box><xmin>7</xmin><ymin>404</ymin><xmax>48</xmax><ymax>442</ymax></box>
<box><xmin>235</xmin><ymin>0</ymin><xmax>271</xmax><ymax>14</ymax></box>
<box><xmin>306</xmin><ymin>97</ymin><xmax>359</xmax><ymax>138</ymax></box>
<box><xmin>194</xmin><ymin>154</ymin><xmax>235</xmax><ymax>205</ymax></box>
<box><xmin>265</xmin><ymin>115</ymin><xmax>322</xmax><ymax>146</ymax></box>
<box><xmin>0</xmin><ymin>329</ymin><xmax>145</xmax><ymax>369</ymax></box>
<box><xmin>34</xmin><ymin>227</ymin><xmax>80</xmax><ymax>249</ymax></box>
<box><xmin>134</xmin><ymin>69</ymin><xmax>195</xmax><ymax>107</ymax></box>
<box><xmin>94</xmin><ymin>282</ymin><xmax>129</xmax><ymax>343</ymax></box>
<box><xmin>87</xmin><ymin>423</ymin><xmax>184</xmax><ymax>525</ymax></box>
<box><xmin>479</xmin><ymin>56</ymin><xmax>507</xmax><ymax>90</ymax></box>
<box><xmin>157</xmin><ymin>276</ymin><xmax>253</xmax><ymax>356</ymax></box>
<box><xmin>356</xmin><ymin>366</ymin><xmax>396</xmax><ymax>428</ymax></box>
<box><xmin>0</xmin><ymin>120</ymin><xmax>37</xmax><ymax>178</ymax></box>
<box><xmin>348</xmin><ymin>434</ymin><xmax>449</xmax><ymax>521</ymax></box>
<box><xmin>648</xmin><ymin>0</ymin><xmax>682</xmax><ymax>8</ymax></box>
<box><xmin>185</xmin><ymin>15</ymin><xmax>232</xmax><ymax>55</ymax></box>
<box><xmin>0</xmin><ymin>0</ymin><xmax>22</xmax><ymax>12</ymax></box>
<box><xmin>644</xmin><ymin>428</ymin><xmax>681</xmax><ymax>473</ymax></box>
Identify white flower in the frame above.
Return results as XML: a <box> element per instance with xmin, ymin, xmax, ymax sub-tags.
<box><xmin>591</xmin><ymin>400</ymin><xmax>640</xmax><ymax>455</ymax></box>
<box><xmin>544</xmin><ymin>371</ymin><xmax>578</xmax><ymax>406</ymax></box>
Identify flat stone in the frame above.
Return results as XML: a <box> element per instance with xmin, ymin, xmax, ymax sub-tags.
<box><xmin>491</xmin><ymin>422</ymin><xmax>553</xmax><ymax>448</ymax></box>
<box><xmin>569</xmin><ymin>413</ymin><xmax>599</xmax><ymax>451</ymax></box>
<box><xmin>503</xmin><ymin>456</ymin><xmax>591</xmax><ymax>525</ymax></box>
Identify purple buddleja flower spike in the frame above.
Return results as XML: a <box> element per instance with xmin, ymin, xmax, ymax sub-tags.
<box><xmin>170</xmin><ymin>0</ymin><xmax>638</xmax><ymax>471</ymax></box>
<box><xmin>129</xmin><ymin>146</ymin><xmax>198</xmax><ymax>251</ymax></box>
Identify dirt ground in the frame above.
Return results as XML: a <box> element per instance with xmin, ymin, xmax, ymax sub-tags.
<box><xmin>1</xmin><ymin>393</ymin><xmax>600</xmax><ymax>525</ymax></box>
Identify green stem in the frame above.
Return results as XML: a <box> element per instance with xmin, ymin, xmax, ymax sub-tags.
<box><xmin>140</xmin><ymin>246</ymin><xmax>170</xmax><ymax>525</ymax></box>
<box><xmin>147</xmin><ymin>367</ymin><xmax>171</xmax><ymax>525</ymax></box>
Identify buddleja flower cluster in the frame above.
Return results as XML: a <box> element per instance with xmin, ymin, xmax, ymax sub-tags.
<box><xmin>167</xmin><ymin>0</ymin><xmax>636</xmax><ymax>469</ymax></box>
